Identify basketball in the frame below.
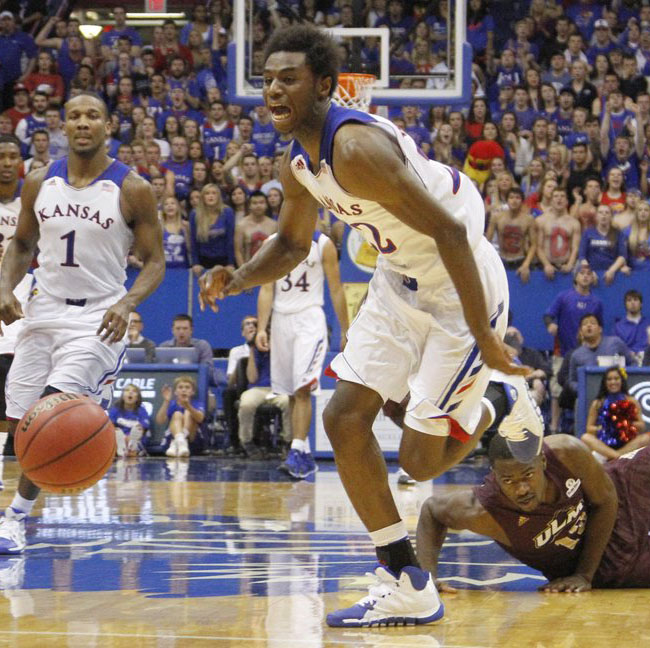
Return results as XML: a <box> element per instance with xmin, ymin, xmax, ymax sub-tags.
<box><xmin>15</xmin><ymin>393</ymin><xmax>116</xmax><ymax>494</ymax></box>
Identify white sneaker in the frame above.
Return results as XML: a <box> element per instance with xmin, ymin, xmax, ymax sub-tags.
<box><xmin>396</xmin><ymin>467</ymin><xmax>416</xmax><ymax>486</ymax></box>
<box><xmin>165</xmin><ymin>436</ymin><xmax>179</xmax><ymax>457</ymax></box>
<box><xmin>0</xmin><ymin>510</ymin><xmax>26</xmax><ymax>554</ymax></box>
<box><xmin>176</xmin><ymin>435</ymin><xmax>190</xmax><ymax>457</ymax></box>
<box><xmin>127</xmin><ymin>425</ymin><xmax>143</xmax><ymax>456</ymax></box>
<box><xmin>326</xmin><ymin>565</ymin><xmax>444</xmax><ymax>627</ymax></box>
<box><xmin>494</xmin><ymin>372</ymin><xmax>545</xmax><ymax>462</ymax></box>
<box><xmin>115</xmin><ymin>429</ymin><xmax>126</xmax><ymax>458</ymax></box>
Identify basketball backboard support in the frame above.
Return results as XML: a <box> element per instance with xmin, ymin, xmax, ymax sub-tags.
<box><xmin>228</xmin><ymin>0</ymin><xmax>472</xmax><ymax>108</ymax></box>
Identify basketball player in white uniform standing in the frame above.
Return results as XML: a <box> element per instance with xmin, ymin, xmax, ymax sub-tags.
<box><xmin>0</xmin><ymin>93</ymin><xmax>165</xmax><ymax>554</ymax></box>
<box><xmin>0</xmin><ymin>135</ymin><xmax>33</xmax><ymax>475</ymax></box>
<box><xmin>255</xmin><ymin>231</ymin><xmax>348</xmax><ymax>479</ymax></box>
<box><xmin>199</xmin><ymin>25</ymin><xmax>543</xmax><ymax>626</ymax></box>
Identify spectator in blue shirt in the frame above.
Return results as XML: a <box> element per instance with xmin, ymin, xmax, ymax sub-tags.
<box><xmin>0</xmin><ymin>10</ymin><xmax>37</xmax><ymax>110</ymax></box>
<box><xmin>569</xmin><ymin>313</ymin><xmax>635</xmax><ymax>394</ymax></box>
<box><xmin>156</xmin><ymin>375</ymin><xmax>206</xmax><ymax>457</ymax></box>
<box><xmin>376</xmin><ymin>0</ymin><xmax>415</xmax><ymax>41</ymax></box>
<box><xmin>586</xmin><ymin>19</ymin><xmax>615</xmax><ymax>65</ymax></box>
<box><xmin>545</xmin><ymin>261</ymin><xmax>604</xmax><ymax>358</ymax></box>
<box><xmin>467</xmin><ymin>0</ymin><xmax>494</xmax><ymax>63</ymax></box>
<box><xmin>613</xmin><ymin>290</ymin><xmax>650</xmax><ymax>357</ymax></box>
<box><xmin>109</xmin><ymin>384</ymin><xmax>151</xmax><ymax>457</ymax></box>
<box><xmin>189</xmin><ymin>184</ymin><xmax>236</xmax><ymax>276</ymax></box>
<box><xmin>578</xmin><ymin>204</ymin><xmax>630</xmax><ymax>283</ymax></box>
<box><xmin>100</xmin><ymin>5</ymin><xmax>143</xmax><ymax>56</ymax></box>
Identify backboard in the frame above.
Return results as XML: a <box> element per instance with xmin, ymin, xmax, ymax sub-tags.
<box><xmin>228</xmin><ymin>0</ymin><xmax>472</xmax><ymax>108</ymax></box>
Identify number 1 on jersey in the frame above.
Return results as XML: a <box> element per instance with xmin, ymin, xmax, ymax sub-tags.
<box><xmin>60</xmin><ymin>230</ymin><xmax>79</xmax><ymax>267</ymax></box>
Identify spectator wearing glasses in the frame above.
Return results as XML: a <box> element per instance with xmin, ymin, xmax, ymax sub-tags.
<box><xmin>126</xmin><ymin>313</ymin><xmax>157</xmax><ymax>363</ymax></box>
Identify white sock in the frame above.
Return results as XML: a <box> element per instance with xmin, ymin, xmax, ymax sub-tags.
<box><xmin>481</xmin><ymin>397</ymin><xmax>496</xmax><ymax>428</ymax></box>
<box><xmin>9</xmin><ymin>493</ymin><xmax>36</xmax><ymax>517</ymax></box>
<box><xmin>291</xmin><ymin>438</ymin><xmax>306</xmax><ymax>452</ymax></box>
<box><xmin>369</xmin><ymin>520</ymin><xmax>408</xmax><ymax>548</ymax></box>
<box><xmin>304</xmin><ymin>438</ymin><xmax>311</xmax><ymax>453</ymax></box>
<box><xmin>181</xmin><ymin>428</ymin><xmax>190</xmax><ymax>438</ymax></box>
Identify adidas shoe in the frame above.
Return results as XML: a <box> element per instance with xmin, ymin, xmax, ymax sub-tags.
<box><xmin>0</xmin><ymin>510</ymin><xmax>26</xmax><ymax>554</ymax></box>
<box><xmin>494</xmin><ymin>372</ymin><xmax>544</xmax><ymax>463</ymax></box>
<box><xmin>396</xmin><ymin>467</ymin><xmax>416</xmax><ymax>486</ymax></box>
<box><xmin>115</xmin><ymin>429</ymin><xmax>127</xmax><ymax>458</ymax></box>
<box><xmin>278</xmin><ymin>448</ymin><xmax>301</xmax><ymax>476</ymax></box>
<box><xmin>176</xmin><ymin>435</ymin><xmax>190</xmax><ymax>458</ymax></box>
<box><xmin>326</xmin><ymin>565</ymin><xmax>444</xmax><ymax>628</ymax></box>
<box><xmin>127</xmin><ymin>424</ymin><xmax>144</xmax><ymax>457</ymax></box>
<box><xmin>298</xmin><ymin>451</ymin><xmax>318</xmax><ymax>478</ymax></box>
<box><xmin>165</xmin><ymin>436</ymin><xmax>179</xmax><ymax>457</ymax></box>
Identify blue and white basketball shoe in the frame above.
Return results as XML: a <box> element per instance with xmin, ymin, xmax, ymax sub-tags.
<box><xmin>298</xmin><ymin>452</ymin><xmax>318</xmax><ymax>478</ymax></box>
<box><xmin>0</xmin><ymin>508</ymin><xmax>26</xmax><ymax>554</ymax></box>
<box><xmin>278</xmin><ymin>448</ymin><xmax>302</xmax><ymax>477</ymax></box>
<box><xmin>494</xmin><ymin>372</ymin><xmax>545</xmax><ymax>463</ymax></box>
<box><xmin>326</xmin><ymin>565</ymin><xmax>444</xmax><ymax>627</ymax></box>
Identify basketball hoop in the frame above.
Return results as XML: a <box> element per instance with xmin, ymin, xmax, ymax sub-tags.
<box><xmin>333</xmin><ymin>73</ymin><xmax>376</xmax><ymax>113</ymax></box>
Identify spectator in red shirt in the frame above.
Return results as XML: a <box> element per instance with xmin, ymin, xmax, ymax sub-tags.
<box><xmin>1</xmin><ymin>83</ymin><xmax>30</xmax><ymax>131</ymax></box>
<box><xmin>154</xmin><ymin>20</ymin><xmax>193</xmax><ymax>73</ymax></box>
<box><xmin>22</xmin><ymin>50</ymin><xmax>64</xmax><ymax>106</ymax></box>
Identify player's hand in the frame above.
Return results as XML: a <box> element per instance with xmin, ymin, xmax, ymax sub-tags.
<box><xmin>198</xmin><ymin>266</ymin><xmax>242</xmax><ymax>312</ymax></box>
<box><xmin>0</xmin><ymin>291</ymin><xmax>24</xmax><ymax>335</ymax></box>
<box><xmin>192</xmin><ymin>264</ymin><xmax>204</xmax><ymax>277</ymax></box>
<box><xmin>540</xmin><ymin>574</ymin><xmax>592</xmax><ymax>593</ymax></box>
<box><xmin>255</xmin><ymin>329</ymin><xmax>269</xmax><ymax>352</ymax></box>
<box><xmin>477</xmin><ymin>330</ymin><xmax>531</xmax><ymax>376</ymax></box>
<box><xmin>161</xmin><ymin>384</ymin><xmax>172</xmax><ymax>401</ymax></box>
<box><xmin>97</xmin><ymin>300</ymin><xmax>131</xmax><ymax>343</ymax></box>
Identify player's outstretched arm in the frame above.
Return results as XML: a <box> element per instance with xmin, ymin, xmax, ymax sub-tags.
<box><xmin>97</xmin><ymin>173</ymin><xmax>165</xmax><ymax>343</ymax></box>
<box><xmin>540</xmin><ymin>435</ymin><xmax>618</xmax><ymax>593</ymax></box>
<box><xmin>416</xmin><ymin>491</ymin><xmax>498</xmax><ymax>591</ymax></box>
<box><xmin>0</xmin><ymin>168</ymin><xmax>44</xmax><ymax>330</ymax></box>
<box><xmin>199</xmin><ymin>146</ymin><xmax>319</xmax><ymax>312</ymax></box>
<box><xmin>331</xmin><ymin>125</ymin><xmax>528</xmax><ymax>376</ymax></box>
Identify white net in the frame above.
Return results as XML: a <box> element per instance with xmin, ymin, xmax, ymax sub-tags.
<box><xmin>332</xmin><ymin>73</ymin><xmax>376</xmax><ymax>113</ymax></box>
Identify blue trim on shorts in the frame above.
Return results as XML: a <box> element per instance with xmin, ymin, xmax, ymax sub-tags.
<box><xmin>305</xmin><ymin>338</ymin><xmax>325</xmax><ymax>376</ymax></box>
<box><xmin>88</xmin><ymin>346</ymin><xmax>127</xmax><ymax>395</ymax></box>
<box><xmin>438</xmin><ymin>301</ymin><xmax>505</xmax><ymax>410</ymax></box>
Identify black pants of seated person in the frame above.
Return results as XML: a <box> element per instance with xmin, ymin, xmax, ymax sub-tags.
<box><xmin>222</xmin><ymin>386</ymin><xmax>241</xmax><ymax>450</ymax></box>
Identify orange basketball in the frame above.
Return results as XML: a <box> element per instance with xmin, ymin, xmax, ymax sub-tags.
<box><xmin>15</xmin><ymin>393</ymin><xmax>116</xmax><ymax>494</ymax></box>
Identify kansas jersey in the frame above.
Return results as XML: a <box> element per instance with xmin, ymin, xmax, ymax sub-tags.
<box><xmin>272</xmin><ymin>231</ymin><xmax>329</xmax><ymax>314</ymax></box>
<box><xmin>289</xmin><ymin>104</ymin><xmax>485</xmax><ymax>288</ymax></box>
<box><xmin>0</xmin><ymin>181</ymin><xmax>32</xmax><ymax>354</ymax></box>
<box><xmin>33</xmin><ymin>158</ymin><xmax>134</xmax><ymax>299</ymax></box>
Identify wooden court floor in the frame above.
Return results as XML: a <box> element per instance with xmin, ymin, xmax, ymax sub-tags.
<box><xmin>0</xmin><ymin>455</ymin><xmax>648</xmax><ymax>648</ymax></box>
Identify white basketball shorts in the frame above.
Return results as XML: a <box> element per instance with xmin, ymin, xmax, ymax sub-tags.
<box><xmin>329</xmin><ymin>238</ymin><xmax>509</xmax><ymax>437</ymax></box>
<box><xmin>5</xmin><ymin>288</ymin><xmax>126</xmax><ymax>419</ymax></box>
<box><xmin>270</xmin><ymin>306</ymin><xmax>328</xmax><ymax>395</ymax></box>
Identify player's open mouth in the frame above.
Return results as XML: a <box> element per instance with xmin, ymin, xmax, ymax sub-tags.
<box><xmin>270</xmin><ymin>106</ymin><xmax>291</xmax><ymax>121</ymax></box>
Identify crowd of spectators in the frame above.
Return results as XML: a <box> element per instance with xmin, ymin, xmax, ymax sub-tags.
<box><xmin>5</xmin><ymin>1</ymin><xmax>650</xmax><ymax>444</ymax></box>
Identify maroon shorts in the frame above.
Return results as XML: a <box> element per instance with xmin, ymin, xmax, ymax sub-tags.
<box><xmin>595</xmin><ymin>446</ymin><xmax>650</xmax><ymax>587</ymax></box>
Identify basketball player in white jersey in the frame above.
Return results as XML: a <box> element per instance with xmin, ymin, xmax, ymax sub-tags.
<box><xmin>255</xmin><ymin>231</ymin><xmax>348</xmax><ymax>479</ymax></box>
<box><xmin>199</xmin><ymin>25</ymin><xmax>543</xmax><ymax>626</ymax></box>
<box><xmin>0</xmin><ymin>135</ymin><xmax>32</xmax><ymax>475</ymax></box>
<box><xmin>0</xmin><ymin>93</ymin><xmax>165</xmax><ymax>554</ymax></box>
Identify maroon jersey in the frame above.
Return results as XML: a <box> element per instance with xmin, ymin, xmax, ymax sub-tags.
<box><xmin>474</xmin><ymin>445</ymin><xmax>587</xmax><ymax>581</ymax></box>
<box><xmin>475</xmin><ymin>444</ymin><xmax>650</xmax><ymax>587</ymax></box>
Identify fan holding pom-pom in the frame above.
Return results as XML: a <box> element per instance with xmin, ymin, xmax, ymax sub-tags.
<box><xmin>583</xmin><ymin>366</ymin><xmax>649</xmax><ymax>461</ymax></box>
